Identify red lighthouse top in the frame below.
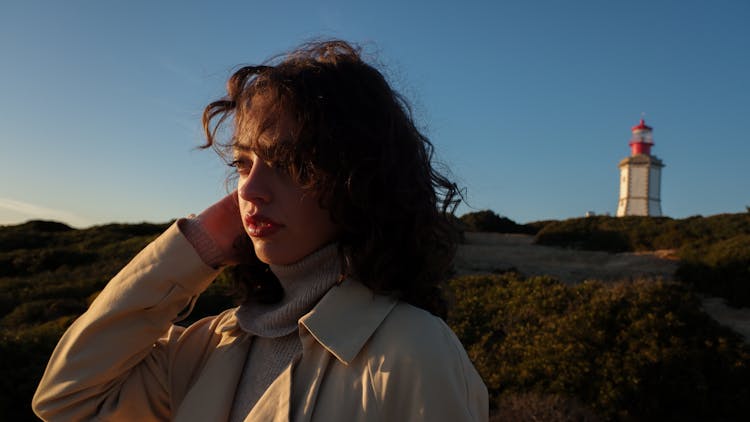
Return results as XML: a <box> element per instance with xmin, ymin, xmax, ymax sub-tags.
<box><xmin>631</xmin><ymin>119</ymin><xmax>652</xmax><ymax>132</ymax></box>
<box><xmin>629</xmin><ymin>118</ymin><xmax>654</xmax><ymax>156</ymax></box>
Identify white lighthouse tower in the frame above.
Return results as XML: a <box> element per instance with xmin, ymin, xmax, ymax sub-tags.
<box><xmin>616</xmin><ymin>118</ymin><xmax>664</xmax><ymax>217</ymax></box>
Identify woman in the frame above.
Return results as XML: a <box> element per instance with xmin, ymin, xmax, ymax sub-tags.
<box><xmin>33</xmin><ymin>40</ymin><xmax>488</xmax><ymax>421</ymax></box>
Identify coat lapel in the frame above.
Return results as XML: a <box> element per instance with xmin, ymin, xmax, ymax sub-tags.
<box><xmin>247</xmin><ymin>336</ymin><xmax>334</xmax><ymax>422</ymax></box>
<box><xmin>244</xmin><ymin>357</ymin><xmax>295</xmax><ymax>422</ymax></box>
<box><xmin>174</xmin><ymin>333</ymin><xmax>251</xmax><ymax>422</ymax></box>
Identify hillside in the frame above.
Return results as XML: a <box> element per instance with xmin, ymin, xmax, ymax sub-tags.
<box><xmin>456</xmin><ymin>232</ymin><xmax>750</xmax><ymax>342</ymax></box>
<box><xmin>2</xmin><ymin>216</ymin><xmax>750</xmax><ymax>420</ymax></box>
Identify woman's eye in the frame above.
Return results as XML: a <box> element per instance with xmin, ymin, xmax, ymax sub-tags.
<box><xmin>229</xmin><ymin>159</ymin><xmax>252</xmax><ymax>174</ymax></box>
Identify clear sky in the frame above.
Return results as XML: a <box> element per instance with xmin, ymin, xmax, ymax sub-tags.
<box><xmin>1</xmin><ymin>0</ymin><xmax>748</xmax><ymax>227</ymax></box>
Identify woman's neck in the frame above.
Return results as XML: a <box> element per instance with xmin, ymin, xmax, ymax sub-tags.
<box><xmin>236</xmin><ymin>243</ymin><xmax>341</xmax><ymax>338</ymax></box>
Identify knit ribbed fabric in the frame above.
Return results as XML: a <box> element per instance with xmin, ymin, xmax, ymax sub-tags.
<box><xmin>176</xmin><ymin>217</ymin><xmax>225</xmax><ymax>269</ymax></box>
<box><xmin>228</xmin><ymin>334</ymin><xmax>300</xmax><ymax>422</ymax></box>
<box><xmin>229</xmin><ymin>243</ymin><xmax>341</xmax><ymax>421</ymax></box>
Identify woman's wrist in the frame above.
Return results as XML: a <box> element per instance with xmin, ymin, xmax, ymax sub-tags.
<box><xmin>177</xmin><ymin>216</ymin><xmax>226</xmax><ymax>268</ymax></box>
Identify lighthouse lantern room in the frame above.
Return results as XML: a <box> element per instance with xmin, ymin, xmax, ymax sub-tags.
<box><xmin>616</xmin><ymin>119</ymin><xmax>664</xmax><ymax>217</ymax></box>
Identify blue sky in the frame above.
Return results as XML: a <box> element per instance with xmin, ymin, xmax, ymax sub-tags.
<box><xmin>1</xmin><ymin>0</ymin><xmax>748</xmax><ymax>227</ymax></box>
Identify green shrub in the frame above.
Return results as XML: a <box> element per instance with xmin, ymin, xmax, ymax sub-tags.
<box><xmin>0</xmin><ymin>248</ymin><xmax>98</xmax><ymax>276</ymax></box>
<box><xmin>677</xmin><ymin>234</ymin><xmax>750</xmax><ymax>308</ymax></box>
<box><xmin>0</xmin><ymin>317</ymin><xmax>75</xmax><ymax>420</ymax></box>
<box><xmin>534</xmin><ymin>215</ymin><xmax>673</xmax><ymax>252</ymax></box>
<box><xmin>460</xmin><ymin>210</ymin><xmax>536</xmax><ymax>234</ymax></box>
<box><xmin>493</xmin><ymin>393</ymin><xmax>600</xmax><ymax>422</ymax></box>
<box><xmin>1</xmin><ymin>299</ymin><xmax>86</xmax><ymax>328</ymax></box>
<box><xmin>535</xmin><ymin>213</ymin><xmax>750</xmax><ymax>253</ymax></box>
<box><xmin>523</xmin><ymin>219</ymin><xmax>556</xmax><ymax>235</ymax></box>
<box><xmin>0</xmin><ymin>220</ymin><xmax>70</xmax><ymax>252</ymax></box>
<box><xmin>446</xmin><ymin>273</ymin><xmax>750</xmax><ymax>421</ymax></box>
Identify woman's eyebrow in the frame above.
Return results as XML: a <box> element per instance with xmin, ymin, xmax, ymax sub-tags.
<box><xmin>232</xmin><ymin>142</ymin><xmax>253</xmax><ymax>152</ymax></box>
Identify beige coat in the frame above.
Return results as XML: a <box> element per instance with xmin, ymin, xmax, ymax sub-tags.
<box><xmin>33</xmin><ymin>223</ymin><xmax>488</xmax><ymax>421</ymax></box>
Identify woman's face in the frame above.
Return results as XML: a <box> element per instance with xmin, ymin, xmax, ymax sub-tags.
<box><xmin>233</xmin><ymin>114</ymin><xmax>339</xmax><ymax>266</ymax></box>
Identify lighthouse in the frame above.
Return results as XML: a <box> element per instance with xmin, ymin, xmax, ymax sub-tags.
<box><xmin>616</xmin><ymin>118</ymin><xmax>664</xmax><ymax>217</ymax></box>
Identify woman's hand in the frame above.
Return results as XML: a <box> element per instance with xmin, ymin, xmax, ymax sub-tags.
<box><xmin>194</xmin><ymin>192</ymin><xmax>254</xmax><ymax>266</ymax></box>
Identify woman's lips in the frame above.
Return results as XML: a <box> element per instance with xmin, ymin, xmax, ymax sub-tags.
<box><xmin>243</xmin><ymin>214</ymin><xmax>283</xmax><ymax>238</ymax></box>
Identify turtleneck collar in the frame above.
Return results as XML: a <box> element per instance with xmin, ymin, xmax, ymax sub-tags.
<box><xmin>235</xmin><ymin>243</ymin><xmax>341</xmax><ymax>338</ymax></box>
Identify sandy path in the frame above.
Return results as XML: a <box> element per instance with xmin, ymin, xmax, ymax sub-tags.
<box><xmin>456</xmin><ymin>232</ymin><xmax>750</xmax><ymax>342</ymax></box>
<box><xmin>456</xmin><ymin>232</ymin><xmax>678</xmax><ymax>282</ymax></box>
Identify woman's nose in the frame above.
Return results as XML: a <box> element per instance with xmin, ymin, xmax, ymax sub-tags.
<box><xmin>237</xmin><ymin>163</ymin><xmax>272</xmax><ymax>204</ymax></box>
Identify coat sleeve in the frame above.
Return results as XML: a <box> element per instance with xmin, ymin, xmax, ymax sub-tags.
<box><xmin>32</xmin><ymin>223</ymin><xmax>222</xmax><ymax>422</ymax></box>
<box><xmin>369</xmin><ymin>305</ymin><xmax>489</xmax><ymax>422</ymax></box>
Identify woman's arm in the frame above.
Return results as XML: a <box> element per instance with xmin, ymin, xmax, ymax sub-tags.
<box><xmin>32</xmin><ymin>223</ymin><xmax>223</xmax><ymax>421</ymax></box>
<box><xmin>32</xmin><ymin>220</ymin><xmax>227</xmax><ymax>421</ymax></box>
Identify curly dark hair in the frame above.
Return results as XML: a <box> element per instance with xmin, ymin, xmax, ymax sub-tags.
<box><xmin>202</xmin><ymin>40</ymin><xmax>460</xmax><ymax>317</ymax></box>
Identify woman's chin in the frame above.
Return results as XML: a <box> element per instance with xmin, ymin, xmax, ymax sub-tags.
<box><xmin>252</xmin><ymin>242</ymin><xmax>295</xmax><ymax>266</ymax></box>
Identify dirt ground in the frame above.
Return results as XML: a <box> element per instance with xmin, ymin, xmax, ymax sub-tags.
<box><xmin>456</xmin><ymin>232</ymin><xmax>750</xmax><ymax>342</ymax></box>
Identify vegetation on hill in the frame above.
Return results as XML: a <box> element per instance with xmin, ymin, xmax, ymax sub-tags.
<box><xmin>534</xmin><ymin>213</ymin><xmax>750</xmax><ymax>307</ymax></box>
<box><xmin>534</xmin><ymin>213</ymin><xmax>750</xmax><ymax>253</ymax></box>
<box><xmin>447</xmin><ymin>273</ymin><xmax>750</xmax><ymax>421</ymax></box>
<box><xmin>2</xmin><ymin>214</ymin><xmax>750</xmax><ymax>420</ymax></box>
<box><xmin>459</xmin><ymin>210</ymin><xmax>539</xmax><ymax>234</ymax></box>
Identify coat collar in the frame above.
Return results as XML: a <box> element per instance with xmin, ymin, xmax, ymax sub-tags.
<box><xmin>299</xmin><ymin>280</ymin><xmax>397</xmax><ymax>364</ymax></box>
<box><xmin>217</xmin><ymin>280</ymin><xmax>398</xmax><ymax>364</ymax></box>
<box><xmin>174</xmin><ymin>281</ymin><xmax>397</xmax><ymax>422</ymax></box>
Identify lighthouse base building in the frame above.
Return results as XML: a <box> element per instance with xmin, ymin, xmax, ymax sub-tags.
<box><xmin>617</xmin><ymin>154</ymin><xmax>664</xmax><ymax>216</ymax></box>
<box><xmin>616</xmin><ymin>119</ymin><xmax>665</xmax><ymax>217</ymax></box>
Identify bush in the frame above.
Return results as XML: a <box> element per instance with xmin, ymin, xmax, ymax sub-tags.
<box><xmin>493</xmin><ymin>393</ymin><xmax>601</xmax><ymax>422</ymax></box>
<box><xmin>535</xmin><ymin>213</ymin><xmax>750</xmax><ymax>253</ymax></box>
<box><xmin>1</xmin><ymin>299</ymin><xmax>86</xmax><ymax>328</ymax></box>
<box><xmin>0</xmin><ymin>220</ymin><xmax>72</xmax><ymax>252</ymax></box>
<box><xmin>446</xmin><ymin>273</ymin><xmax>750</xmax><ymax>421</ymax></box>
<box><xmin>0</xmin><ymin>248</ymin><xmax>98</xmax><ymax>277</ymax></box>
<box><xmin>460</xmin><ymin>210</ymin><xmax>535</xmax><ymax>234</ymax></box>
<box><xmin>0</xmin><ymin>317</ymin><xmax>75</xmax><ymax>420</ymax></box>
<box><xmin>677</xmin><ymin>234</ymin><xmax>750</xmax><ymax>308</ymax></box>
<box><xmin>523</xmin><ymin>219</ymin><xmax>556</xmax><ymax>235</ymax></box>
<box><xmin>534</xmin><ymin>215</ymin><xmax>673</xmax><ymax>252</ymax></box>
